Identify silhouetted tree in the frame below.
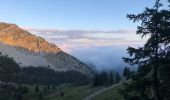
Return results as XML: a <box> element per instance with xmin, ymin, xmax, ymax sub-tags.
<box><xmin>35</xmin><ymin>86</ymin><xmax>40</xmax><ymax>92</ymax></box>
<box><xmin>93</xmin><ymin>73</ymin><xmax>100</xmax><ymax>86</ymax></box>
<box><xmin>108</xmin><ymin>71</ymin><xmax>114</xmax><ymax>85</ymax></box>
<box><xmin>47</xmin><ymin>85</ymin><xmax>50</xmax><ymax>90</ymax></box>
<box><xmin>52</xmin><ymin>85</ymin><xmax>56</xmax><ymax>90</ymax></box>
<box><xmin>122</xmin><ymin>0</ymin><xmax>170</xmax><ymax>100</ymax></box>
<box><xmin>100</xmin><ymin>71</ymin><xmax>108</xmax><ymax>85</ymax></box>
<box><xmin>123</xmin><ymin>67</ymin><xmax>131</xmax><ymax>80</ymax></box>
<box><xmin>60</xmin><ymin>92</ymin><xmax>64</xmax><ymax>97</ymax></box>
<box><xmin>115</xmin><ymin>72</ymin><xmax>121</xmax><ymax>83</ymax></box>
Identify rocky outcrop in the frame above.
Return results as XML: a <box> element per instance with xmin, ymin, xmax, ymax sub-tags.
<box><xmin>0</xmin><ymin>22</ymin><xmax>61</xmax><ymax>53</ymax></box>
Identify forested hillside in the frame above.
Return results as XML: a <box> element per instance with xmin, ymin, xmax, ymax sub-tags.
<box><xmin>0</xmin><ymin>53</ymin><xmax>91</xmax><ymax>100</ymax></box>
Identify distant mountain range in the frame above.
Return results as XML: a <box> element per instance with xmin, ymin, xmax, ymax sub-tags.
<box><xmin>0</xmin><ymin>22</ymin><xmax>93</xmax><ymax>76</ymax></box>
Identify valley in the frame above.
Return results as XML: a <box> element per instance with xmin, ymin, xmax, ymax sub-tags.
<box><xmin>1</xmin><ymin>0</ymin><xmax>170</xmax><ymax>100</ymax></box>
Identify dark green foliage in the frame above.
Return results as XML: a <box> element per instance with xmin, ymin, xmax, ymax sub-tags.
<box><xmin>120</xmin><ymin>65</ymin><xmax>153</xmax><ymax>100</ymax></box>
<box><xmin>123</xmin><ymin>67</ymin><xmax>133</xmax><ymax>80</ymax></box>
<box><xmin>93</xmin><ymin>73</ymin><xmax>99</xmax><ymax>86</ymax></box>
<box><xmin>19</xmin><ymin>66</ymin><xmax>91</xmax><ymax>85</ymax></box>
<box><xmin>0</xmin><ymin>52</ymin><xmax>92</xmax><ymax>100</ymax></box>
<box><xmin>108</xmin><ymin>71</ymin><xmax>114</xmax><ymax>85</ymax></box>
<box><xmin>47</xmin><ymin>85</ymin><xmax>50</xmax><ymax>90</ymax></box>
<box><xmin>52</xmin><ymin>85</ymin><xmax>56</xmax><ymax>90</ymax></box>
<box><xmin>93</xmin><ymin>71</ymin><xmax>108</xmax><ymax>87</ymax></box>
<box><xmin>43</xmin><ymin>86</ymin><xmax>47</xmax><ymax>92</ymax></box>
<box><xmin>60</xmin><ymin>91</ymin><xmax>64</xmax><ymax>97</ymax></box>
<box><xmin>0</xmin><ymin>53</ymin><xmax>20</xmax><ymax>83</ymax></box>
<box><xmin>35</xmin><ymin>85</ymin><xmax>40</xmax><ymax>92</ymax></box>
<box><xmin>0</xmin><ymin>84</ymin><xmax>17</xmax><ymax>100</ymax></box>
<box><xmin>159</xmin><ymin>56</ymin><xmax>170</xmax><ymax>100</ymax></box>
<box><xmin>101</xmin><ymin>71</ymin><xmax>108</xmax><ymax>85</ymax></box>
<box><xmin>122</xmin><ymin>0</ymin><xmax>170</xmax><ymax>100</ymax></box>
<box><xmin>0</xmin><ymin>52</ymin><xmax>91</xmax><ymax>85</ymax></box>
<box><xmin>0</xmin><ymin>84</ymin><xmax>29</xmax><ymax>100</ymax></box>
<box><xmin>18</xmin><ymin>86</ymin><xmax>29</xmax><ymax>94</ymax></box>
<box><xmin>0</xmin><ymin>53</ymin><xmax>21</xmax><ymax>100</ymax></box>
<box><xmin>38</xmin><ymin>92</ymin><xmax>43</xmax><ymax>99</ymax></box>
<box><xmin>93</xmin><ymin>71</ymin><xmax>121</xmax><ymax>87</ymax></box>
<box><xmin>115</xmin><ymin>72</ymin><xmax>121</xmax><ymax>83</ymax></box>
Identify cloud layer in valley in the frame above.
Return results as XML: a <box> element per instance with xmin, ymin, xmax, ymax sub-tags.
<box><xmin>23</xmin><ymin>27</ymin><xmax>146</xmax><ymax>71</ymax></box>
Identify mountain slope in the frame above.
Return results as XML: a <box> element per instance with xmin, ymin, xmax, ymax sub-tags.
<box><xmin>0</xmin><ymin>22</ymin><xmax>93</xmax><ymax>76</ymax></box>
<box><xmin>0</xmin><ymin>22</ymin><xmax>61</xmax><ymax>52</ymax></box>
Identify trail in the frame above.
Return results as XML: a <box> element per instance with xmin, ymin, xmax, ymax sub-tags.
<box><xmin>82</xmin><ymin>83</ymin><xmax>121</xmax><ymax>100</ymax></box>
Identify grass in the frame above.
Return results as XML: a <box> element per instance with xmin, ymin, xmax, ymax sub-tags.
<box><xmin>22</xmin><ymin>84</ymin><xmax>97</xmax><ymax>100</ymax></box>
<box><xmin>92</xmin><ymin>83</ymin><xmax>124</xmax><ymax>100</ymax></box>
<box><xmin>22</xmin><ymin>82</ymin><xmax>126</xmax><ymax>100</ymax></box>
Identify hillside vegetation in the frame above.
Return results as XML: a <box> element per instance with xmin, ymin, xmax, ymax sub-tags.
<box><xmin>93</xmin><ymin>84</ymin><xmax>124</xmax><ymax>100</ymax></box>
<box><xmin>22</xmin><ymin>84</ymin><xmax>98</xmax><ymax>100</ymax></box>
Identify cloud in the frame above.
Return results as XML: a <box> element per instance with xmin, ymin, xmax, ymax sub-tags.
<box><xmin>22</xmin><ymin>27</ymin><xmax>145</xmax><ymax>71</ymax></box>
<box><xmin>22</xmin><ymin>27</ymin><xmax>146</xmax><ymax>51</ymax></box>
<box><xmin>23</xmin><ymin>27</ymin><xmax>136</xmax><ymax>39</ymax></box>
<box><xmin>69</xmin><ymin>45</ymin><xmax>130</xmax><ymax>72</ymax></box>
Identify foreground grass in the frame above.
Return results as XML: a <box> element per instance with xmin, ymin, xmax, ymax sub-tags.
<box><xmin>92</xmin><ymin>83</ymin><xmax>124</xmax><ymax>100</ymax></box>
<box><xmin>23</xmin><ymin>84</ymin><xmax>96</xmax><ymax>100</ymax></box>
<box><xmin>22</xmin><ymin>82</ymin><xmax>125</xmax><ymax>100</ymax></box>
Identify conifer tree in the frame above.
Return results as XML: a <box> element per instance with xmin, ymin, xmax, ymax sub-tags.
<box><xmin>123</xmin><ymin>0</ymin><xmax>170</xmax><ymax>100</ymax></box>
<box><xmin>115</xmin><ymin>72</ymin><xmax>121</xmax><ymax>83</ymax></box>
<box><xmin>123</xmin><ymin>67</ymin><xmax>130</xmax><ymax>80</ymax></box>
<box><xmin>108</xmin><ymin>71</ymin><xmax>114</xmax><ymax>85</ymax></box>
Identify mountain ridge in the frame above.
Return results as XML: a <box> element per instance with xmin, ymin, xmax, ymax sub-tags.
<box><xmin>0</xmin><ymin>22</ymin><xmax>93</xmax><ymax>76</ymax></box>
<box><xmin>0</xmin><ymin>22</ymin><xmax>61</xmax><ymax>53</ymax></box>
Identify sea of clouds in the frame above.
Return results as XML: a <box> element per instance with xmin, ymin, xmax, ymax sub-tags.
<box><xmin>24</xmin><ymin>27</ymin><xmax>146</xmax><ymax>72</ymax></box>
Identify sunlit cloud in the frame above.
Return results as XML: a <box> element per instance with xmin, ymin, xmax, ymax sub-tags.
<box><xmin>22</xmin><ymin>27</ymin><xmax>147</xmax><ymax>52</ymax></box>
<box><xmin>22</xmin><ymin>27</ymin><xmax>147</xmax><ymax>70</ymax></box>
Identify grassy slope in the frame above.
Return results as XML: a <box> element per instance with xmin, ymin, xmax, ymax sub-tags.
<box><xmin>22</xmin><ymin>83</ymin><xmax>125</xmax><ymax>100</ymax></box>
<box><xmin>23</xmin><ymin>84</ymin><xmax>97</xmax><ymax>100</ymax></box>
<box><xmin>92</xmin><ymin>84</ymin><xmax>124</xmax><ymax>100</ymax></box>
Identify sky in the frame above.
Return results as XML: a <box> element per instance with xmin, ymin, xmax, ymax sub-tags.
<box><xmin>0</xmin><ymin>0</ymin><xmax>162</xmax><ymax>30</ymax></box>
<box><xmin>0</xmin><ymin>0</ymin><xmax>169</xmax><ymax>71</ymax></box>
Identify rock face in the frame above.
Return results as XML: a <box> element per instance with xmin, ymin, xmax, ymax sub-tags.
<box><xmin>0</xmin><ymin>22</ymin><xmax>93</xmax><ymax>76</ymax></box>
<box><xmin>0</xmin><ymin>22</ymin><xmax>61</xmax><ymax>52</ymax></box>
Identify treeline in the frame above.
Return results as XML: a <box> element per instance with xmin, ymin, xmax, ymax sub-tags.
<box><xmin>93</xmin><ymin>67</ymin><xmax>135</xmax><ymax>87</ymax></box>
<box><xmin>93</xmin><ymin>71</ymin><xmax>121</xmax><ymax>87</ymax></box>
<box><xmin>20</xmin><ymin>67</ymin><xmax>91</xmax><ymax>85</ymax></box>
<box><xmin>0</xmin><ymin>53</ymin><xmax>91</xmax><ymax>85</ymax></box>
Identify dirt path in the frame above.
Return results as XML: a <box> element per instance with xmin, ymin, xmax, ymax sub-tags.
<box><xmin>82</xmin><ymin>83</ymin><xmax>121</xmax><ymax>100</ymax></box>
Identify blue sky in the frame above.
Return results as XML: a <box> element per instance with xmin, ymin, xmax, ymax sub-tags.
<box><xmin>0</xmin><ymin>0</ymin><xmax>165</xmax><ymax>30</ymax></box>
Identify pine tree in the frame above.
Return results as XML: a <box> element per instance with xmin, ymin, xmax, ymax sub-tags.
<box><xmin>93</xmin><ymin>73</ymin><xmax>100</xmax><ymax>87</ymax></box>
<box><xmin>122</xmin><ymin>0</ymin><xmax>170</xmax><ymax>100</ymax></box>
<box><xmin>47</xmin><ymin>85</ymin><xmax>50</xmax><ymax>90</ymax></box>
<box><xmin>115</xmin><ymin>72</ymin><xmax>121</xmax><ymax>83</ymax></box>
<box><xmin>123</xmin><ymin>67</ymin><xmax>131</xmax><ymax>80</ymax></box>
<box><xmin>100</xmin><ymin>71</ymin><xmax>108</xmax><ymax>85</ymax></box>
<box><xmin>35</xmin><ymin>86</ymin><xmax>39</xmax><ymax>92</ymax></box>
<box><xmin>108</xmin><ymin>71</ymin><xmax>114</xmax><ymax>85</ymax></box>
<box><xmin>52</xmin><ymin>85</ymin><xmax>56</xmax><ymax>90</ymax></box>
<box><xmin>0</xmin><ymin>53</ymin><xmax>21</xmax><ymax>100</ymax></box>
